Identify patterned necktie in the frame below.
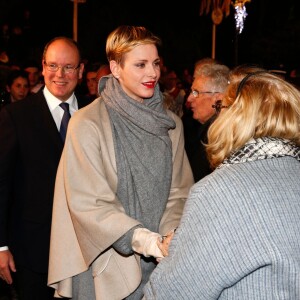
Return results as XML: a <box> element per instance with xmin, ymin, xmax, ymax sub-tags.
<box><xmin>59</xmin><ymin>102</ymin><xmax>71</xmax><ymax>142</ymax></box>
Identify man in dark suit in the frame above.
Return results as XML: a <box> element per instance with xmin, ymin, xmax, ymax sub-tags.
<box><xmin>0</xmin><ymin>36</ymin><xmax>92</xmax><ymax>299</ymax></box>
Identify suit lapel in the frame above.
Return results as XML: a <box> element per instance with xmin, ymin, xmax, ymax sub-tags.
<box><xmin>33</xmin><ymin>90</ymin><xmax>64</xmax><ymax>149</ymax></box>
<box><xmin>31</xmin><ymin>92</ymin><xmax>91</xmax><ymax>149</ymax></box>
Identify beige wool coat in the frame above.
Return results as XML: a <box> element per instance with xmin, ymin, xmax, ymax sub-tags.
<box><xmin>48</xmin><ymin>98</ymin><xmax>194</xmax><ymax>299</ymax></box>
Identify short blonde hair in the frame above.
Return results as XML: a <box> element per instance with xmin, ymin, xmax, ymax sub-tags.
<box><xmin>206</xmin><ymin>65</ymin><xmax>300</xmax><ymax>168</ymax></box>
<box><xmin>106</xmin><ymin>25</ymin><xmax>161</xmax><ymax>66</ymax></box>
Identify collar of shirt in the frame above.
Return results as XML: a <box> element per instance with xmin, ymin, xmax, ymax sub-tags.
<box><xmin>43</xmin><ymin>86</ymin><xmax>78</xmax><ymax>130</ymax></box>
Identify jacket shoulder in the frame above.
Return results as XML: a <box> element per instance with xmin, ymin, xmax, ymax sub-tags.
<box><xmin>76</xmin><ymin>93</ymin><xmax>94</xmax><ymax>108</ymax></box>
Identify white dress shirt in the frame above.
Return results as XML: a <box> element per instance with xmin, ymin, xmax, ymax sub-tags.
<box><xmin>43</xmin><ymin>86</ymin><xmax>78</xmax><ymax>130</ymax></box>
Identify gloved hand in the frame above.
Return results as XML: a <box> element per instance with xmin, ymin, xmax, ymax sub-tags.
<box><xmin>132</xmin><ymin>228</ymin><xmax>164</xmax><ymax>258</ymax></box>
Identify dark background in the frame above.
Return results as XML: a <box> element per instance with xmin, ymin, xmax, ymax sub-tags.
<box><xmin>1</xmin><ymin>0</ymin><xmax>300</xmax><ymax>74</ymax></box>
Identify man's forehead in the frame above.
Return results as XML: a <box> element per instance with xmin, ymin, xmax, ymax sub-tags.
<box><xmin>192</xmin><ymin>76</ymin><xmax>209</xmax><ymax>88</ymax></box>
<box><xmin>46</xmin><ymin>41</ymin><xmax>79</xmax><ymax>61</ymax></box>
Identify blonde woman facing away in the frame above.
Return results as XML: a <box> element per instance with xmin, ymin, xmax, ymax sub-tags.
<box><xmin>47</xmin><ymin>25</ymin><xmax>194</xmax><ymax>300</ymax></box>
<box><xmin>144</xmin><ymin>65</ymin><xmax>300</xmax><ymax>299</ymax></box>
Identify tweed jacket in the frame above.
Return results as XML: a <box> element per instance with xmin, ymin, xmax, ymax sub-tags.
<box><xmin>48</xmin><ymin>98</ymin><xmax>194</xmax><ymax>299</ymax></box>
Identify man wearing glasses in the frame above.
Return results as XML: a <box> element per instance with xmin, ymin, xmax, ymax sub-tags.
<box><xmin>0</xmin><ymin>37</ymin><xmax>92</xmax><ymax>299</ymax></box>
<box><xmin>184</xmin><ymin>62</ymin><xmax>230</xmax><ymax>182</ymax></box>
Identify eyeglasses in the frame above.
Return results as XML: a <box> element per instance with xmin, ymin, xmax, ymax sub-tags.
<box><xmin>212</xmin><ymin>100</ymin><xmax>229</xmax><ymax>114</ymax></box>
<box><xmin>190</xmin><ymin>89</ymin><xmax>221</xmax><ymax>98</ymax></box>
<box><xmin>43</xmin><ymin>61</ymin><xmax>80</xmax><ymax>74</ymax></box>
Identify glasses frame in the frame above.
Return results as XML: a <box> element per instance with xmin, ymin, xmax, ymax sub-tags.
<box><xmin>190</xmin><ymin>89</ymin><xmax>221</xmax><ymax>98</ymax></box>
<box><xmin>43</xmin><ymin>61</ymin><xmax>80</xmax><ymax>74</ymax></box>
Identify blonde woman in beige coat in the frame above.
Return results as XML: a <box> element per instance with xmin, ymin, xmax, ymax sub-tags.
<box><xmin>48</xmin><ymin>25</ymin><xmax>194</xmax><ymax>300</ymax></box>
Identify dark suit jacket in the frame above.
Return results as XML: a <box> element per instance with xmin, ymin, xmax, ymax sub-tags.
<box><xmin>183</xmin><ymin>113</ymin><xmax>215</xmax><ymax>183</ymax></box>
<box><xmin>0</xmin><ymin>89</ymin><xmax>91</xmax><ymax>273</ymax></box>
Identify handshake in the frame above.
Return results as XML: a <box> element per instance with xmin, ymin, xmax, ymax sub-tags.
<box><xmin>132</xmin><ymin>228</ymin><xmax>176</xmax><ymax>259</ymax></box>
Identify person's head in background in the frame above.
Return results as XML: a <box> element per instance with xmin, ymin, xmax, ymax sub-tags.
<box><xmin>42</xmin><ymin>36</ymin><xmax>84</xmax><ymax>101</ymax></box>
<box><xmin>95</xmin><ymin>63</ymin><xmax>111</xmax><ymax>88</ymax></box>
<box><xmin>193</xmin><ymin>57</ymin><xmax>217</xmax><ymax>79</ymax></box>
<box><xmin>23</xmin><ymin>60</ymin><xmax>43</xmax><ymax>93</ymax></box>
<box><xmin>187</xmin><ymin>63</ymin><xmax>230</xmax><ymax>124</ymax></box>
<box><xmin>181</xmin><ymin>68</ymin><xmax>193</xmax><ymax>89</ymax></box>
<box><xmin>157</xmin><ymin>55</ymin><xmax>168</xmax><ymax>91</ymax></box>
<box><xmin>106</xmin><ymin>25</ymin><xmax>161</xmax><ymax>102</ymax></box>
<box><xmin>6</xmin><ymin>69</ymin><xmax>30</xmax><ymax>102</ymax></box>
<box><xmin>84</xmin><ymin>61</ymin><xmax>101</xmax><ymax>100</ymax></box>
<box><xmin>206</xmin><ymin>65</ymin><xmax>300</xmax><ymax>169</ymax></box>
<box><xmin>159</xmin><ymin>56</ymin><xmax>167</xmax><ymax>74</ymax></box>
<box><xmin>96</xmin><ymin>64</ymin><xmax>111</xmax><ymax>80</ymax></box>
<box><xmin>161</xmin><ymin>70</ymin><xmax>179</xmax><ymax>92</ymax></box>
<box><xmin>0</xmin><ymin>48</ymin><xmax>9</xmax><ymax>65</ymax></box>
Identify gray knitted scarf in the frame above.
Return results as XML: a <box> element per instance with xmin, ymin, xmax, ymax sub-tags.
<box><xmin>219</xmin><ymin>137</ymin><xmax>300</xmax><ymax>168</ymax></box>
<box><xmin>99</xmin><ymin>75</ymin><xmax>176</xmax><ymax>232</ymax></box>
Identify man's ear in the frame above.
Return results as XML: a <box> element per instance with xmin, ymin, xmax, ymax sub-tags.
<box><xmin>110</xmin><ymin>60</ymin><xmax>120</xmax><ymax>79</ymax></box>
<box><xmin>78</xmin><ymin>62</ymin><xmax>85</xmax><ymax>79</ymax></box>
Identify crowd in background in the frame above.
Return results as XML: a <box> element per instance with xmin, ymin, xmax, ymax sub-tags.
<box><xmin>1</xmin><ymin>14</ymin><xmax>300</xmax><ymax>113</ymax></box>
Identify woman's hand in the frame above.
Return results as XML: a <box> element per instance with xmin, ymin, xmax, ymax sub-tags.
<box><xmin>156</xmin><ymin>229</ymin><xmax>176</xmax><ymax>261</ymax></box>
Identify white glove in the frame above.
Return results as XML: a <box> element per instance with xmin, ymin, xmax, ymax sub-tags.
<box><xmin>132</xmin><ymin>228</ymin><xmax>164</xmax><ymax>258</ymax></box>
